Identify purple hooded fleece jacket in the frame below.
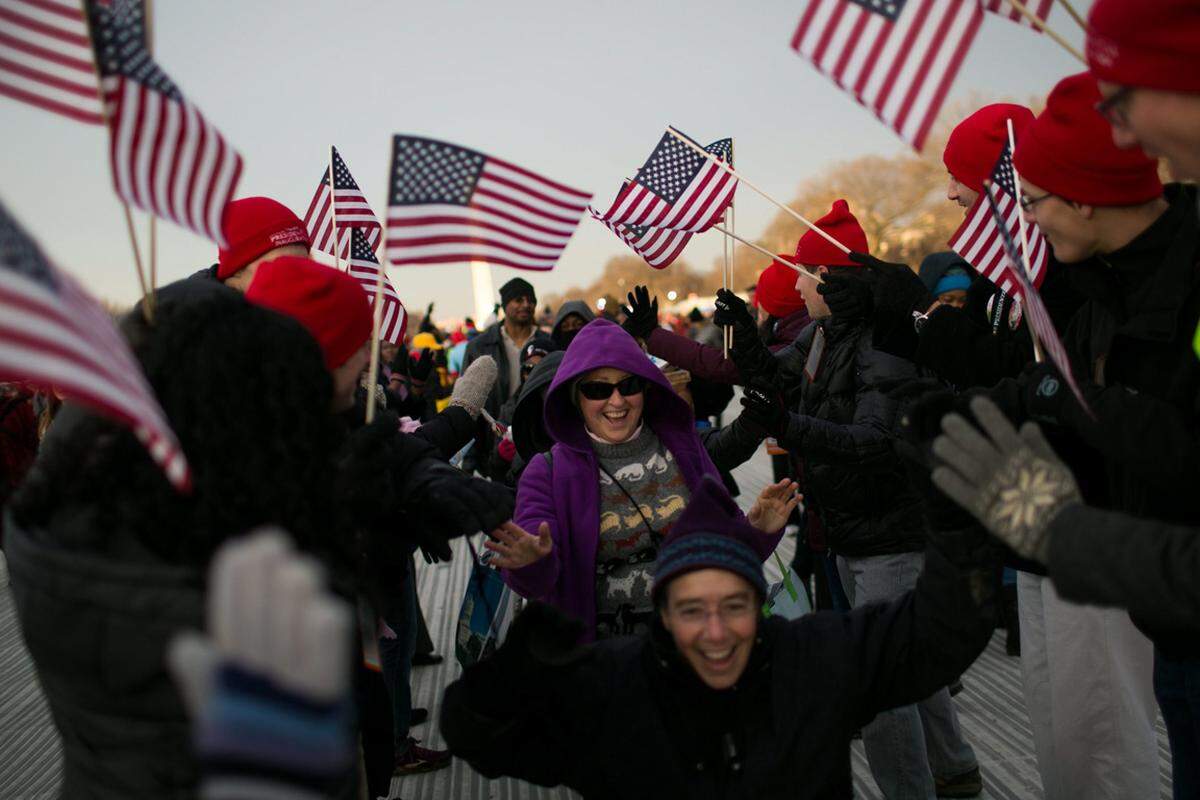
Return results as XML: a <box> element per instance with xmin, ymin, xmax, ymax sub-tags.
<box><xmin>503</xmin><ymin>318</ymin><xmax>782</xmax><ymax>640</ymax></box>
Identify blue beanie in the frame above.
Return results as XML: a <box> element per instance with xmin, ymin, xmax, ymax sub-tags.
<box><xmin>934</xmin><ymin>267</ymin><xmax>972</xmax><ymax>297</ymax></box>
<box><xmin>652</xmin><ymin>476</ymin><xmax>766</xmax><ymax>604</ymax></box>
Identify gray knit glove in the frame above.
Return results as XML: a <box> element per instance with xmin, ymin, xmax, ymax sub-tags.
<box><xmin>449</xmin><ymin>355</ymin><xmax>497</xmax><ymax>419</ymax></box>
<box><xmin>931</xmin><ymin>396</ymin><xmax>1081</xmax><ymax>564</ymax></box>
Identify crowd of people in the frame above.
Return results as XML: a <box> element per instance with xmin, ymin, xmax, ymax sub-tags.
<box><xmin>0</xmin><ymin>0</ymin><xmax>1198</xmax><ymax>798</ymax></box>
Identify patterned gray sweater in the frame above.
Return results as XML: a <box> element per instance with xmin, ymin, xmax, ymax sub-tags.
<box><xmin>591</xmin><ymin>425</ymin><xmax>689</xmax><ymax>638</ymax></box>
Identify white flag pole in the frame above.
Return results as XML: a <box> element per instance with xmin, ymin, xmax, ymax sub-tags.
<box><xmin>1004</xmin><ymin>118</ymin><xmax>1045</xmax><ymax>363</ymax></box>
<box><xmin>713</xmin><ymin>225</ymin><xmax>823</xmax><ymax>284</ymax></box>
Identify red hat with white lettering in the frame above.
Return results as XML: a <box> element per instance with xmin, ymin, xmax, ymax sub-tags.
<box><xmin>1087</xmin><ymin>0</ymin><xmax>1200</xmax><ymax>94</ymax></box>
<box><xmin>217</xmin><ymin>197</ymin><xmax>311</xmax><ymax>281</ymax></box>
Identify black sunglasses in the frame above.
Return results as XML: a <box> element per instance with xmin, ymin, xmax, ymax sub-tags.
<box><xmin>577</xmin><ymin>375</ymin><xmax>645</xmax><ymax>401</ymax></box>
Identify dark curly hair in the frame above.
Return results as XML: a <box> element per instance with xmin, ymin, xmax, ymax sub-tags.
<box><xmin>12</xmin><ymin>288</ymin><xmax>345</xmax><ymax>569</ymax></box>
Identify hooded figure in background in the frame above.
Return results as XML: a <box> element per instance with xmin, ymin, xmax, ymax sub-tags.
<box><xmin>551</xmin><ymin>300</ymin><xmax>595</xmax><ymax>349</ymax></box>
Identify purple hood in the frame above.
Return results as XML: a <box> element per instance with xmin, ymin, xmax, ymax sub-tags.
<box><xmin>543</xmin><ymin>318</ymin><xmax>696</xmax><ymax>451</ymax></box>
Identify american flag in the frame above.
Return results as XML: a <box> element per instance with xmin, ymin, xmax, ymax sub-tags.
<box><xmin>0</xmin><ymin>199</ymin><xmax>190</xmax><ymax>490</ymax></box>
<box><xmin>948</xmin><ymin>142</ymin><xmax>1048</xmax><ymax>300</ymax></box>
<box><xmin>0</xmin><ymin>0</ymin><xmax>103</xmax><ymax>124</ymax></box>
<box><xmin>303</xmin><ymin>146</ymin><xmax>381</xmax><ymax>261</ymax></box>
<box><xmin>982</xmin><ymin>0</ymin><xmax>1053</xmax><ymax>31</ymax></box>
<box><xmin>347</xmin><ymin>228</ymin><xmax>406</xmax><ymax>345</ymax></box>
<box><xmin>982</xmin><ymin>183</ymin><xmax>1090</xmax><ymax>415</ymax></box>
<box><xmin>88</xmin><ymin>0</ymin><xmax>242</xmax><ymax>245</ymax></box>
<box><xmin>385</xmin><ymin>135</ymin><xmax>591</xmax><ymax>272</ymax></box>
<box><xmin>593</xmin><ymin>211</ymin><xmax>693</xmax><ymax>269</ymax></box>
<box><xmin>790</xmin><ymin>0</ymin><xmax>984</xmax><ymax>151</ymax></box>
<box><xmin>592</xmin><ymin>133</ymin><xmax>735</xmax><ymax>233</ymax></box>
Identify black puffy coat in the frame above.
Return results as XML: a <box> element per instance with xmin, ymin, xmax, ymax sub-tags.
<box><xmin>5</xmin><ymin>519</ymin><xmax>203</xmax><ymax>799</ymax></box>
<box><xmin>441</xmin><ymin>545</ymin><xmax>994</xmax><ymax>799</ymax></box>
<box><xmin>755</xmin><ymin>319</ymin><xmax>925</xmax><ymax>557</ymax></box>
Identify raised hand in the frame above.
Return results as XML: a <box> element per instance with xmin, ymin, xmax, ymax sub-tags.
<box><xmin>621</xmin><ymin>285</ymin><xmax>659</xmax><ymax>339</ymax></box>
<box><xmin>484</xmin><ymin>521</ymin><xmax>553</xmax><ymax>570</ymax></box>
<box><xmin>747</xmin><ymin>478</ymin><xmax>803</xmax><ymax>534</ymax></box>
<box><xmin>713</xmin><ymin>288</ymin><xmax>754</xmax><ymax>332</ymax></box>
<box><xmin>931</xmin><ymin>396</ymin><xmax>1081</xmax><ymax>563</ymax></box>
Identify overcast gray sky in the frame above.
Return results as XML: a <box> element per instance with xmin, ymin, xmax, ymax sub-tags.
<box><xmin>1</xmin><ymin>0</ymin><xmax>1086</xmax><ymax>318</ymax></box>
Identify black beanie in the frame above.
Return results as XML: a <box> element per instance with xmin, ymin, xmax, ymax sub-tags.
<box><xmin>499</xmin><ymin>277</ymin><xmax>536</xmax><ymax>307</ymax></box>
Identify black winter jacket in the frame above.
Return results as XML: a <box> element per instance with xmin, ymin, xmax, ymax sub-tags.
<box><xmin>743</xmin><ymin>319</ymin><xmax>925</xmax><ymax>556</ymax></box>
<box><xmin>1047</xmin><ymin>504</ymin><xmax>1200</xmax><ymax>634</ymax></box>
<box><xmin>4</xmin><ymin>519</ymin><xmax>203</xmax><ymax>799</ymax></box>
<box><xmin>996</xmin><ymin>184</ymin><xmax>1200</xmax><ymax>658</ymax></box>
<box><xmin>441</xmin><ymin>545</ymin><xmax>994</xmax><ymax>799</ymax></box>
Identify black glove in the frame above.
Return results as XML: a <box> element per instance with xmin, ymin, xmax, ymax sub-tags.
<box><xmin>408</xmin><ymin>349</ymin><xmax>435</xmax><ymax>383</ymax></box>
<box><xmin>817</xmin><ymin>270</ymin><xmax>874</xmax><ymax>322</ymax></box>
<box><xmin>399</xmin><ymin>460</ymin><xmax>515</xmax><ymax>553</ymax></box>
<box><xmin>713</xmin><ymin>288</ymin><xmax>755</xmax><ymax>333</ymax></box>
<box><xmin>850</xmin><ymin>250</ymin><xmax>933</xmax><ymax>319</ymax></box>
<box><xmin>1018</xmin><ymin>361</ymin><xmax>1071</xmax><ymax>425</ymax></box>
<box><xmin>621</xmin><ymin>285</ymin><xmax>659</xmax><ymax>339</ymax></box>
<box><xmin>461</xmin><ymin>601</ymin><xmax>588</xmax><ymax>718</ymax></box>
<box><xmin>739</xmin><ymin>382</ymin><xmax>787</xmax><ymax>438</ymax></box>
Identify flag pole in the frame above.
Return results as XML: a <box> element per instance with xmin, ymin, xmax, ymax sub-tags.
<box><xmin>146</xmin><ymin>0</ymin><xmax>156</xmax><ymax>313</ymax></box>
<box><xmin>1005</xmin><ymin>118</ymin><xmax>1045</xmax><ymax>363</ymax></box>
<box><xmin>722</xmin><ymin>206</ymin><xmax>731</xmax><ymax>357</ymax></box>
<box><xmin>363</xmin><ymin>249</ymin><xmax>388</xmax><ymax>424</ymax></box>
<box><xmin>713</xmin><ymin>225</ymin><xmax>823</xmax><ymax>284</ymax></box>
<box><xmin>328</xmin><ymin>145</ymin><xmax>345</xmax><ymax>271</ymax></box>
<box><xmin>1006</xmin><ymin>0</ymin><xmax>1086</xmax><ymax>63</ymax></box>
<box><xmin>1055</xmin><ymin>0</ymin><xmax>1088</xmax><ymax>32</ymax></box>
<box><xmin>667</xmin><ymin>127</ymin><xmax>850</xmax><ymax>256</ymax></box>
<box><xmin>80</xmin><ymin>4</ymin><xmax>153</xmax><ymax>322</ymax></box>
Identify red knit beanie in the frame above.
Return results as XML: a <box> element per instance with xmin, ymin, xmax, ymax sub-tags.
<box><xmin>1013</xmin><ymin>73</ymin><xmax>1162</xmax><ymax>206</ymax></box>
<box><xmin>1087</xmin><ymin>0</ymin><xmax>1200</xmax><ymax>94</ymax></box>
<box><xmin>245</xmin><ymin>256</ymin><xmax>372</xmax><ymax>371</ymax></box>
<box><xmin>217</xmin><ymin>197</ymin><xmax>311</xmax><ymax>280</ymax></box>
<box><xmin>755</xmin><ymin>260</ymin><xmax>807</xmax><ymax>318</ymax></box>
<box><xmin>943</xmin><ymin>104</ymin><xmax>1036</xmax><ymax>193</ymax></box>
<box><xmin>792</xmin><ymin>200</ymin><xmax>868</xmax><ymax>267</ymax></box>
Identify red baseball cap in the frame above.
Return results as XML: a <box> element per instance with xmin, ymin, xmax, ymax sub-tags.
<box><xmin>218</xmin><ymin>197</ymin><xmax>310</xmax><ymax>280</ymax></box>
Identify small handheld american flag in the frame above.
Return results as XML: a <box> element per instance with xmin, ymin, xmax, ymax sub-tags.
<box><xmin>303</xmin><ymin>146</ymin><xmax>381</xmax><ymax>261</ymax></box>
<box><xmin>983</xmin><ymin>0</ymin><xmax>1053</xmax><ymax>31</ymax></box>
<box><xmin>385</xmin><ymin>135</ymin><xmax>591</xmax><ymax>272</ymax></box>
<box><xmin>0</xmin><ymin>198</ymin><xmax>190</xmax><ymax>490</ymax></box>
<box><xmin>982</xmin><ymin>183</ymin><xmax>1091</xmax><ymax>417</ymax></box>
<box><xmin>949</xmin><ymin>142</ymin><xmax>1049</xmax><ymax>300</ymax></box>
<box><xmin>593</xmin><ymin>132</ymin><xmax>735</xmax><ymax>233</ymax></box>
<box><xmin>87</xmin><ymin>0</ymin><xmax>242</xmax><ymax>245</ymax></box>
<box><xmin>790</xmin><ymin>0</ymin><xmax>984</xmax><ymax>151</ymax></box>
<box><xmin>346</xmin><ymin>228</ymin><xmax>406</xmax><ymax>346</ymax></box>
<box><xmin>0</xmin><ymin>0</ymin><xmax>104</xmax><ymax>124</ymax></box>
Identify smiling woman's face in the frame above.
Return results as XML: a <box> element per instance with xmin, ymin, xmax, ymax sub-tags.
<box><xmin>577</xmin><ymin>366</ymin><xmax>644</xmax><ymax>444</ymax></box>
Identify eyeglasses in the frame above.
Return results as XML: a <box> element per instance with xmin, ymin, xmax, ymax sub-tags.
<box><xmin>577</xmin><ymin>375</ymin><xmax>645</xmax><ymax>401</ymax></box>
<box><xmin>671</xmin><ymin>600</ymin><xmax>756</xmax><ymax>626</ymax></box>
<box><xmin>1095</xmin><ymin>85</ymin><xmax>1134</xmax><ymax>128</ymax></box>
<box><xmin>1019</xmin><ymin>191</ymin><xmax>1055</xmax><ymax>212</ymax></box>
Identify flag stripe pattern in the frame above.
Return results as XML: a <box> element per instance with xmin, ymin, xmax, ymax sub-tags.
<box><xmin>593</xmin><ymin>210</ymin><xmax>693</xmax><ymax>269</ymax></box>
<box><xmin>347</xmin><ymin>228</ymin><xmax>406</xmax><ymax>345</ymax></box>
<box><xmin>948</xmin><ymin>142</ymin><xmax>1048</xmax><ymax>300</ymax></box>
<box><xmin>89</xmin><ymin>0</ymin><xmax>242</xmax><ymax>245</ymax></box>
<box><xmin>981</xmin><ymin>183</ymin><xmax>1090</xmax><ymax>415</ymax></box>
<box><xmin>982</xmin><ymin>0</ymin><xmax>1053</xmax><ymax>31</ymax></box>
<box><xmin>790</xmin><ymin>0</ymin><xmax>984</xmax><ymax>151</ymax></box>
<box><xmin>0</xmin><ymin>0</ymin><xmax>103</xmax><ymax>123</ymax></box>
<box><xmin>385</xmin><ymin>135</ymin><xmax>591</xmax><ymax>271</ymax></box>
<box><xmin>0</xmin><ymin>199</ymin><xmax>190</xmax><ymax>490</ymax></box>
<box><xmin>303</xmin><ymin>146</ymin><xmax>381</xmax><ymax>261</ymax></box>
<box><xmin>593</xmin><ymin>133</ymin><xmax>735</xmax><ymax>233</ymax></box>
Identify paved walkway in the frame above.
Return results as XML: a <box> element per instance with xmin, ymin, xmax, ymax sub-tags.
<box><xmin>0</xmin><ymin>444</ymin><xmax>1174</xmax><ymax>799</ymax></box>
